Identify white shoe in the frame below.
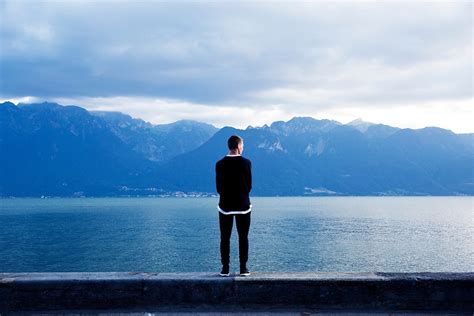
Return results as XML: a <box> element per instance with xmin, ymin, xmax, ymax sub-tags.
<box><xmin>219</xmin><ymin>266</ymin><xmax>230</xmax><ymax>277</ymax></box>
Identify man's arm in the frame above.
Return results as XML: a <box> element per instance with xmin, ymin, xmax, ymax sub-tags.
<box><xmin>247</xmin><ymin>160</ymin><xmax>252</xmax><ymax>193</ymax></box>
<box><xmin>215</xmin><ymin>162</ymin><xmax>223</xmax><ymax>195</ymax></box>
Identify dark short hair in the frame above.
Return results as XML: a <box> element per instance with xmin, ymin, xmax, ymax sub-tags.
<box><xmin>227</xmin><ymin>135</ymin><xmax>243</xmax><ymax>150</ymax></box>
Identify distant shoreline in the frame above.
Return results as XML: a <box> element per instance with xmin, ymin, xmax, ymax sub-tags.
<box><xmin>1</xmin><ymin>195</ymin><xmax>473</xmax><ymax>199</ymax></box>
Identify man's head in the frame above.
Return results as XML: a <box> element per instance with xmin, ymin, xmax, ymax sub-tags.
<box><xmin>227</xmin><ymin>135</ymin><xmax>244</xmax><ymax>155</ymax></box>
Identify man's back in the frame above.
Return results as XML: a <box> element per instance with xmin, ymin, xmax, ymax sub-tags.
<box><xmin>216</xmin><ymin>135</ymin><xmax>252</xmax><ymax>277</ymax></box>
<box><xmin>215</xmin><ymin>155</ymin><xmax>252</xmax><ymax>213</ymax></box>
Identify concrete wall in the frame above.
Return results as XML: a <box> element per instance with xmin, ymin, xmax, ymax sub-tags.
<box><xmin>1</xmin><ymin>272</ymin><xmax>473</xmax><ymax>313</ymax></box>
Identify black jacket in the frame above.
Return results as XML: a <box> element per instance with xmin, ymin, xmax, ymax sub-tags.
<box><xmin>215</xmin><ymin>155</ymin><xmax>252</xmax><ymax>213</ymax></box>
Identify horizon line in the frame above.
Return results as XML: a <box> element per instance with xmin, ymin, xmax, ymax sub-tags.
<box><xmin>1</xmin><ymin>99</ymin><xmax>473</xmax><ymax>135</ymax></box>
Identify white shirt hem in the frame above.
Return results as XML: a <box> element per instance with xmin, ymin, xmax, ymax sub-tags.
<box><xmin>217</xmin><ymin>204</ymin><xmax>252</xmax><ymax>215</ymax></box>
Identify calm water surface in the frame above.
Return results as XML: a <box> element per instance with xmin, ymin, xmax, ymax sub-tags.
<box><xmin>0</xmin><ymin>197</ymin><xmax>472</xmax><ymax>273</ymax></box>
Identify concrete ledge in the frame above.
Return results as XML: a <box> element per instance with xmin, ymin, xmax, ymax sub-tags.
<box><xmin>0</xmin><ymin>272</ymin><xmax>473</xmax><ymax>313</ymax></box>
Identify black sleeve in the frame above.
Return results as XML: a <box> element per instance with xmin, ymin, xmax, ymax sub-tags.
<box><xmin>215</xmin><ymin>162</ymin><xmax>223</xmax><ymax>194</ymax></box>
<box><xmin>247</xmin><ymin>160</ymin><xmax>252</xmax><ymax>193</ymax></box>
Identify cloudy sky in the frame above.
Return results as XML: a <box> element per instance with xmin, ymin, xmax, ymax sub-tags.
<box><xmin>1</xmin><ymin>1</ymin><xmax>472</xmax><ymax>132</ymax></box>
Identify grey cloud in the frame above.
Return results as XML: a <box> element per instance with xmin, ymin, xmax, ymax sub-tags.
<box><xmin>0</xmin><ymin>1</ymin><xmax>472</xmax><ymax>108</ymax></box>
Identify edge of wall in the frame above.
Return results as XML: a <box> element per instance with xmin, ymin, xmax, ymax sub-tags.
<box><xmin>1</xmin><ymin>272</ymin><xmax>473</xmax><ymax>313</ymax></box>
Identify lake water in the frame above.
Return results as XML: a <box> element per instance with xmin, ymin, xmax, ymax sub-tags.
<box><xmin>0</xmin><ymin>197</ymin><xmax>472</xmax><ymax>273</ymax></box>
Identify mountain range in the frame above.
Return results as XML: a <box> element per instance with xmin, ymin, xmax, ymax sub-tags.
<box><xmin>1</xmin><ymin>101</ymin><xmax>473</xmax><ymax>197</ymax></box>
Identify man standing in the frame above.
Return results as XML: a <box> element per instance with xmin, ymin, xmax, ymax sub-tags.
<box><xmin>215</xmin><ymin>135</ymin><xmax>252</xmax><ymax>277</ymax></box>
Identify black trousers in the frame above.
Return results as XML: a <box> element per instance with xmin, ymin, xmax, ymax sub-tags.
<box><xmin>219</xmin><ymin>211</ymin><xmax>251</xmax><ymax>267</ymax></box>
